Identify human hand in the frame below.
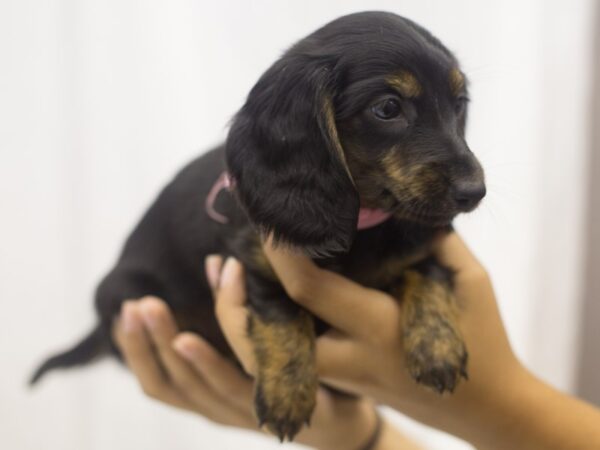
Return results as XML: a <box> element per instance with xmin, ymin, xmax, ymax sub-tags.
<box><xmin>216</xmin><ymin>232</ymin><xmax>600</xmax><ymax>450</ymax></box>
<box><xmin>112</xmin><ymin>297</ymin><xmax>257</xmax><ymax>429</ymax></box>
<box><xmin>216</xmin><ymin>232</ymin><xmax>526</xmax><ymax>447</ymax></box>
<box><xmin>111</xmin><ymin>273</ymin><xmax>388</xmax><ymax>450</ymax></box>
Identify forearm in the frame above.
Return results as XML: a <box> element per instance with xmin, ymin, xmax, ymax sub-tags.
<box><xmin>454</xmin><ymin>367</ymin><xmax>600</xmax><ymax>450</ymax></box>
<box><xmin>381</xmin><ymin>361</ymin><xmax>600</xmax><ymax>450</ymax></box>
<box><xmin>483</xmin><ymin>369</ymin><xmax>600</xmax><ymax>450</ymax></box>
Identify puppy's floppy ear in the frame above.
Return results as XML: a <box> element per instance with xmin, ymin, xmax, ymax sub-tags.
<box><xmin>226</xmin><ymin>55</ymin><xmax>359</xmax><ymax>257</ymax></box>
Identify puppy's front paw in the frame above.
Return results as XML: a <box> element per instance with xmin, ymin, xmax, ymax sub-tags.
<box><xmin>254</xmin><ymin>370</ymin><xmax>318</xmax><ymax>442</ymax></box>
<box><xmin>249</xmin><ymin>311</ymin><xmax>317</xmax><ymax>442</ymax></box>
<box><xmin>404</xmin><ymin>323</ymin><xmax>468</xmax><ymax>394</ymax></box>
<box><xmin>399</xmin><ymin>271</ymin><xmax>468</xmax><ymax>394</ymax></box>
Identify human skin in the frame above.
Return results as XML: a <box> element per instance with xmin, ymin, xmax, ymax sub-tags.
<box><xmin>114</xmin><ymin>232</ymin><xmax>600</xmax><ymax>449</ymax></box>
<box><xmin>227</xmin><ymin>232</ymin><xmax>600</xmax><ymax>450</ymax></box>
<box><xmin>113</xmin><ymin>296</ymin><xmax>422</xmax><ymax>449</ymax></box>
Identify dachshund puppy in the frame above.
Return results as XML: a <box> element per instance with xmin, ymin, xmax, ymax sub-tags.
<box><xmin>32</xmin><ymin>11</ymin><xmax>485</xmax><ymax>442</ymax></box>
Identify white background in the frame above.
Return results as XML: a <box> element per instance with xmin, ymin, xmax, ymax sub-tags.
<box><xmin>0</xmin><ymin>1</ymin><xmax>596</xmax><ymax>449</ymax></box>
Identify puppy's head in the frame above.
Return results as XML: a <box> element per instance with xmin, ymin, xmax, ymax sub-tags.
<box><xmin>226</xmin><ymin>11</ymin><xmax>485</xmax><ymax>256</ymax></box>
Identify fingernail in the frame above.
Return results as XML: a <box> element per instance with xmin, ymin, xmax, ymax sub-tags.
<box><xmin>122</xmin><ymin>302</ymin><xmax>141</xmax><ymax>333</ymax></box>
<box><xmin>205</xmin><ymin>254</ymin><xmax>223</xmax><ymax>290</ymax></box>
<box><xmin>219</xmin><ymin>257</ymin><xmax>240</xmax><ymax>288</ymax></box>
<box><xmin>140</xmin><ymin>301</ymin><xmax>159</xmax><ymax>330</ymax></box>
<box><xmin>172</xmin><ymin>338</ymin><xmax>197</xmax><ymax>361</ymax></box>
<box><xmin>173</xmin><ymin>334</ymin><xmax>209</xmax><ymax>362</ymax></box>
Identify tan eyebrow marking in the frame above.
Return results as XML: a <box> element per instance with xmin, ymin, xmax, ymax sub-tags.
<box><xmin>385</xmin><ymin>71</ymin><xmax>422</xmax><ymax>98</ymax></box>
<box><xmin>449</xmin><ymin>68</ymin><xmax>466</xmax><ymax>96</ymax></box>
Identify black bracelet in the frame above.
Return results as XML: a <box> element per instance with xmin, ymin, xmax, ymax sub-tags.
<box><xmin>357</xmin><ymin>412</ymin><xmax>383</xmax><ymax>450</ymax></box>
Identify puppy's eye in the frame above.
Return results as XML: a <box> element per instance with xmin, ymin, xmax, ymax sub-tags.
<box><xmin>455</xmin><ymin>96</ymin><xmax>469</xmax><ymax>115</ymax></box>
<box><xmin>371</xmin><ymin>98</ymin><xmax>403</xmax><ymax>121</ymax></box>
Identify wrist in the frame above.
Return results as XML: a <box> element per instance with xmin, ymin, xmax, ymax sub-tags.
<box><xmin>357</xmin><ymin>411</ymin><xmax>383</xmax><ymax>450</ymax></box>
<box><xmin>321</xmin><ymin>402</ymin><xmax>378</xmax><ymax>450</ymax></box>
<box><xmin>446</xmin><ymin>362</ymin><xmax>538</xmax><ymax>448</ymax></box>
<box><xmin>384</xmin><ymin>359</ymin><xmax>532</xmax><ymax>448</ymax></box>
<box><xmin>297</xmin><ymin>397</ymin><xmax>378</xmax><ymax>450</ymax></box>
<box><xmin>465</xmin><ymin>367</ymin><xmax>600</xmax><ymax>450</ymax></box>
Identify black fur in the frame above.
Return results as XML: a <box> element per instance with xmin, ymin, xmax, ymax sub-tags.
<box><xmin>31</xmin><ymin>10</ymin><xmax>485</xmax><ymax>440</ymax></box>
<box><xmin>227</xmin><ymin>53</ymin><xmax>360</xmax><ymax>257</ymax></box>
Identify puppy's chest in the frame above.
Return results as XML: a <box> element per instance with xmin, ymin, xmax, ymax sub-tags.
<box><xmin>335</xmin><ymin>244</ymin><xmax>430</xmax><ymax>290</ymax></box>
<box><xmin>321</xmin><ymin>225</ymin><xmax>435</xmax><ymax>290</ymax></box>
<box><xmin>234</xmin><ymin>221</ymin><xmax>435</xmax><ymax>292</ymax></box>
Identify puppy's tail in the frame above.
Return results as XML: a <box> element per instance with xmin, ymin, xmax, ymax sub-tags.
<box><xmin>29</xmin><ymin>324</ymin><xmax>108</xmax><ymax>386</ymax></box>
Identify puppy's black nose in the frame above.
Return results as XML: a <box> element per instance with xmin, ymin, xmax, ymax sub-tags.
<box><xmin>452</xmin><ymin>181</ymin><xmax>486</xmax><ymax>211</ymax></box>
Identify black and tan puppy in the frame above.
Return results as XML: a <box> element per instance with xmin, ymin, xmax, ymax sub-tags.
<box><xmin>32</xmin><ymin>11</ymin><xmax>485</xmax><ymax>442</ymax></box>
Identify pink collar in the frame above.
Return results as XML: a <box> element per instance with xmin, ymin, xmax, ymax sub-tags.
<box><xmin>206</xmin><ymin>171</ymin><xmax>392</xmax><ymax>230</ymax></box>
<box><xmin>205</xmin><ymin>172</ymin><xmax>234</xmax><ymax>224</ymax></box>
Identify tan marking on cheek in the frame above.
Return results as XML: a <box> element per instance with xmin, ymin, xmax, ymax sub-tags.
<box><xmin>381</xmin><ymin>152</ymin><xmax>446</xmax><ymax>201</ymax></box>
<box><xmin>382</xmin><ymin>151</ymin><xmax>408</xmax><ymax>184</ymax></box>
<box><xmin>382</xmin><ymin>153</ymin><xmax>431</xmax><ymax>199</ymax></box>
<box><xmin>449</xmin><ymin>68</ymin><xmax>466</xmax><ymax>96</ymax></box>
<box><xmin>385</xmin><ymin>71</ymin><xmax>422</xmax><ymax>98</ymax></box>
<box><xmin>410</xmin><ymin>166</ymin><xmax>446</xmax><ymax>198</ymax></box>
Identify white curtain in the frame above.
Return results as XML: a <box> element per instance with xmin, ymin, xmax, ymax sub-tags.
<box><xmin>0</xmin><ymin>1</ymin><xmax>595</xmax><ymax>449</ymax></box>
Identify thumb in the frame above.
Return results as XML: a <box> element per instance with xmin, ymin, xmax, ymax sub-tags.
<box><xmin>205</xmin><ymin>255</ymin><xmax>224</xmax><ymax>296</ymax></box>
<box><xmin>212</xmin><ymin>257</ymin><xmax>257</xmax><ymax>376</ymax></box>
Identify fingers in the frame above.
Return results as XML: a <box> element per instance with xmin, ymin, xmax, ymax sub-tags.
<box><xmin>113</xmin><ymin>301</ymin><xmax>190</xmax><ymax>410</ymax></box>
<box><xmin>262</xmin><ymin>238</ymin><xmax>399</xmax><ymax>340</ymax></box>
<box><xmin>137</xmin><ymin>297</ymin><xmax>233</xmax><ymax>412</ymax></box>
<box><xmin>313</xmin><ymin>331</ymin><xmax>360</xmax><ymax>379</ymax></box>
<box><xmin>205</xmin><ymin>254</ymin><xmax>223</xmax><ymax>291</ymax></box>
<box><xmin>138</xmin><ymin>296</ymin><xmax>204</xmax><ymax>391</ymax></box>
<box><xmin>210</xmin><ymin>257</ymin><xmax>257</xmax><ymax>375</ymax></box>
<box><xmin>116</xmin><ymin>297</ymin><xmax>255</xmax><ymax>427</ymax></box>
<box><xmin>173</xmin><ymin>332</ymin><xmax>253</xmax><ymax>414</ymax></box>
